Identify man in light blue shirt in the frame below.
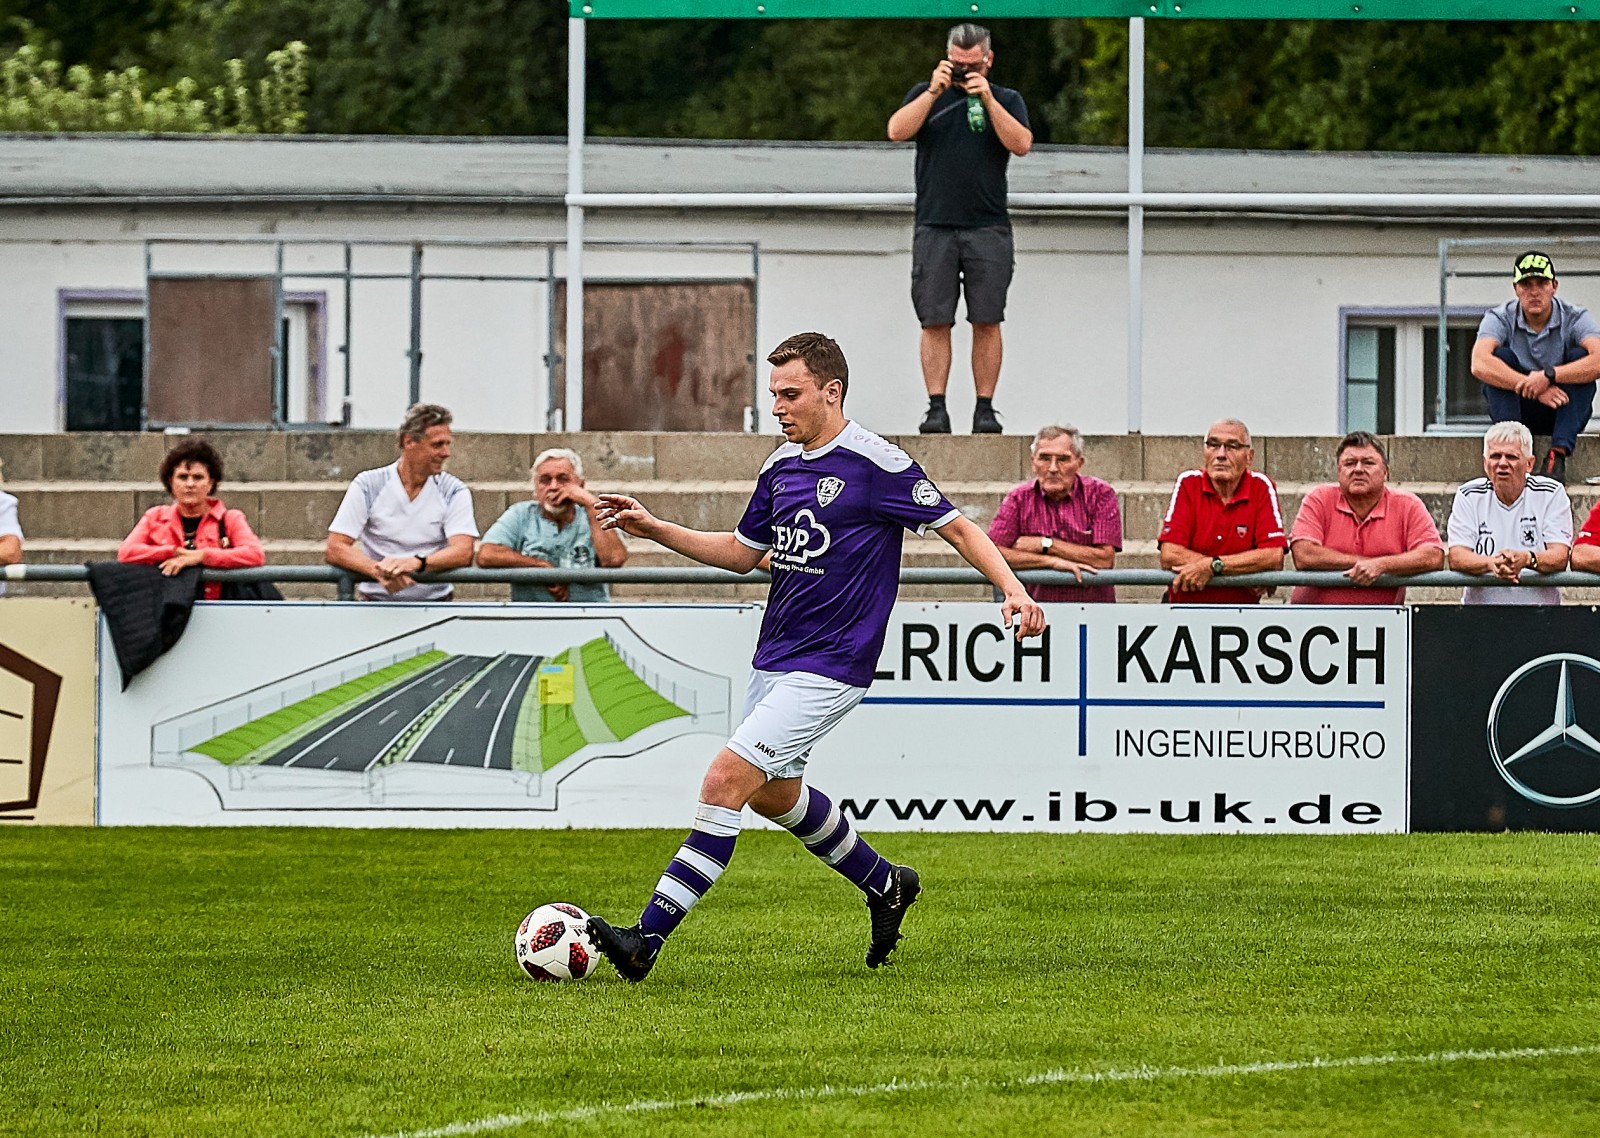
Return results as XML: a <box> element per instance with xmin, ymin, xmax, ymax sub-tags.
<box><xmin>478</xmin><ymin>448</ymin><xmax>627</xmax><ymax>602</ymax></box>
<box><xmin>1472</xmin><ymin>250</ymin><xmax>1600</xmax><ymax>483</ymax></box>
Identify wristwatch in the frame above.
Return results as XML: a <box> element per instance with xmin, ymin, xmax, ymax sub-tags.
<box><xmin>1210</xmin><ymin>557</ymin><xmax>1225</xmax><ymax>576</ymax></box>
<box><xmin>416</xmin><ymin>554</ymin><xmax>428</xmax><ymax>574</ymax></box>
<box><xmin>1040</xmin><ymin>537</ymin><xmax>1054</xmax><ymax>554</ymax></box>
<box><xmin>1544</xmin><ymin>365</ymin><xmax>1558</xmax><ymax>383</ymax></box>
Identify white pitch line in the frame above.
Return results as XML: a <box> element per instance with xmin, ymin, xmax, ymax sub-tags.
<box><xmin>367</xmin><ymin>1042</ymin><xmax>1600</xmax><ymax>1138</ymax></box>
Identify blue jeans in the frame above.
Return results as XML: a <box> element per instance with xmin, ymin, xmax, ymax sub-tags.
<box><xmin>1482</xmin><ymin>344</ymin><xmax>1596</xmax><ymax>453</ymax></box>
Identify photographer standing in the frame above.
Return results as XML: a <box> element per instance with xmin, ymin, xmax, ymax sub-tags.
<box><xmin>887</xmin><ymin>23</ymin><xmax>1032</xmax><ymax>435</ymax></box>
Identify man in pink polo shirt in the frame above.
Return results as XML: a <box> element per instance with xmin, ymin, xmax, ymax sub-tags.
<box><xmin>987</xmin><ymin>424</ymin><xmax>1121</xmax><ymax>602</ymax></box>
<box><xmin>1288</xmin><ymin>431</ymin><xmax>1444</xmax><ymax>605</ymax></box>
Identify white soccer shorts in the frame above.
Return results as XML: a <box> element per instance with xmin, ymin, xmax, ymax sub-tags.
<box><xmin>726</xmin><ymin>669</ymin><xmax>867</xmax><ymax>780</ymax></box>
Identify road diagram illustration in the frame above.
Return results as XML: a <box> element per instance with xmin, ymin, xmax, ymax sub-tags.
<box><xmin>146</xmin><ymin>615</ymin><xmax>733</xmax><ymax>811</ymax></box>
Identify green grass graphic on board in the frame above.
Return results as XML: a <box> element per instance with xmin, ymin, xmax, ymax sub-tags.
<box><xmin>190</xmin><ymin>650</ymin><xmax>449</xmax><ymax>765</ymax></box>
<box><xmin>509</xmin><ymin>638</ymin><xmax>689</xmax><ymax>772</ymax></box>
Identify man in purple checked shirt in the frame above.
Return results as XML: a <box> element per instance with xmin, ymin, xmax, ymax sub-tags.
<box><xmin>587</xmin><ymin>331</ymin><xmax>1045</xmax><ymax>981</ymax></box>
<box><xmin>988</xmin><ymin>424</ymin><xmax>1122</xmax><ymax>603</ymax></box>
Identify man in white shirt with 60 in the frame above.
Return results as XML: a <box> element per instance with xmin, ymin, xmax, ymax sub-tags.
<box><xmin>1446</xmin><ymin>420</ymin><xmax>1572</xmax><ymax>606</ymax></box>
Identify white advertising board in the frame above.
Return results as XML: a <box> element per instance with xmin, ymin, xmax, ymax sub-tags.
<box><xmin>811</xmin><ymin>603</ymin><xmax>1410</xmax><ymax>833</ymax></box>
<box><xmin>98</xmin><ymin>602</ymin><xmax>759</xmax><ymax>827</ymax></box>
<box><xmin>99</xmin><ymin>601</ymin><xmax>1408</xmax><ymax>832</ymax></box>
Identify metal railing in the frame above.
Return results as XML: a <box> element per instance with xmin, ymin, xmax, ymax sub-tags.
<box><xmin>8</xmin><ymin>564</ymin><xmax>1600</xmax><ymax>600</ymax></box>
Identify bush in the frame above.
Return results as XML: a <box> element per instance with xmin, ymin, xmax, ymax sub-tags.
<box><xmin>0</xmin><ymin>39</ymin><xmax>306</xmax><ymax>133</ymax></box>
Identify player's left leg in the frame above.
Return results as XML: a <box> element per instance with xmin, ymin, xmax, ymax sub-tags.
<box><xmin>750</xmin><ymin>781</ymin><xmax>921</xmax><ymax>969</ymax></box>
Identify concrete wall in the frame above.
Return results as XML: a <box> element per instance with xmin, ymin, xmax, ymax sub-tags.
<box><xmin>0</xmin><ymin>202</ymin><xmax>1577</xmax><ymax>438</ymax></box>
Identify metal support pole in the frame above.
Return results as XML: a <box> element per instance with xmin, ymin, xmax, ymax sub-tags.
<box><xmin>408</xmin><ymin>243</ymin><xmax>423</xmax><ymax>407</ymax></box>
<box><xmin>1126</xmin><ymin>16</ymin><xmax>1145</xmax><ymax>436</ymax></box>
<box><xmin>272</xmin><ymin>242</ymin><xmax>286</xmax><ymax>426</ymax></box>
<box><xmin>545</xmin><ymin>243</ymin><xmax>559</xmax><ymax>429</ymax></box>
<box><xmin>341</xmin><ymin>242</ymin><xmax>353</xmax><ymax>426</ymax></box>
<box><xmin>1436</xmin><ymin>238</ymin><xmax>1451</xmax><ymax>430</ymax></box>
<box><xmin>566</xmin><ymin>16</ymin><xmax>587</xmax><ymax>431</ymax></box>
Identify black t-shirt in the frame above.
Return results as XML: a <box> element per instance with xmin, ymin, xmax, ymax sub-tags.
<box><xmin>902</xmin><ymin>81</ymin><xmax>1030</xmax><ymax>230</ymax></box>
<box><xmin>180</xmin><ymin>514</ymin><xmax>201</xmax><ymax>548</ymax></box>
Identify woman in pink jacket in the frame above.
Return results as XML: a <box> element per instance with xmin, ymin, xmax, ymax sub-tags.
<box><xmin>118</xmin><ymin>439</ymin><xmax>264</xmax><ymax>600</ymax></box>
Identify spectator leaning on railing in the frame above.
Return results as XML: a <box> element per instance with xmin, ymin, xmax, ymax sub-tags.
<box><xmin>1157</xmin><ymin>418</ymin><xmax>1286</xmax><ymax>604</ymax></box>
<box><xmin>325</xmin><ymin>403</ymin><xmax>478</xmax><ymax>602</ymax></box>
<box><xmin>478</xmin><ymin>447</ymin><xmax>628</xmax><ymax>603</ymax></box>
<box><xmin>986</xmin><ymin>424</ymin><xmax>1120</xmax><ymax>602</ymax></box>
<box><xmin>1446</xmin><ymin>421</ymin><xmax>1571</xmax><ymax>605</ymax></box>
<box><xmin>1287</xmin><ymin>431</ymin><xmax>1444</xmax><ymax>605</ymax></box>
<box><xmin>116</xmin><ymin>439</ymin><xmax>264</xmax><ymax>602</ymax></box>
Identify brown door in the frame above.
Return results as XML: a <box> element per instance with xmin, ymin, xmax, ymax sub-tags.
<box><xmin>146</xmin><ymin>276</ymin><xmax>277</xmax><ymax>427</ymax></box>
<box><xmin>555</xmin><ymin>281</ymin><xmax>755</xmax><ymax>431</ymax></box>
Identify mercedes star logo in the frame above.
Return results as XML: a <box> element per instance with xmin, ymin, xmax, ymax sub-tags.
<box><xmin>1485</xmin><ymin>653</ymin><xmax>1600</xmax><ymax>809</ymax></box>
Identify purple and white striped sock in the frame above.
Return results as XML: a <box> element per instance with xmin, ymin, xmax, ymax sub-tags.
<box><xmin>773</xmin><ymin>785</ymin><xmax>892</xmax><ymax>896</ymax></box>
<box><xmin>638</xmin><ymin>802</ymin><xmax>741</xmax><ymax>942</ymax></box>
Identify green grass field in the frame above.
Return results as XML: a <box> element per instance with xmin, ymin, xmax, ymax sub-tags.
<box><xmin>4</xmin><ymin>830</ymin><xmax>1599</xmax><ymax>1137</ymax></box>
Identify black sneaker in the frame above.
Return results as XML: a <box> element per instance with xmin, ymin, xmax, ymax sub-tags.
<box><xmin>586</xmin><ymin>916</ymin><xmax>660</xmax><ymax>982</ymax></box>
<box><xmin>865</xmin><ymin>864</ymin><xmax>921</xmax><ymax>969</ymax></box>
<box><xmin>972</xmin><ymin>404</ymin><xmax>1003</xmax><ymax>434</ymax></box>
<box><xmin>1540</xmin><ymin>448</ymin><xmax>1568</xmax><ymax>483</ymax></box>
<box><xmin>918</xmin><ymin>402</ymin><xmax>951</xmax><ymax>434</ymax></box>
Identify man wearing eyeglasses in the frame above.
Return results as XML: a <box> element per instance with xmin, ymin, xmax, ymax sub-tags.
<box><xmin>1286</xmin><ymin>432</ymin><xmax>1443</xmax><ymax>605</ymax></box>
<box><xmin>987</xmin><ymin>424</ymin><xmax>1121</xmax><ymax>602</ymax></box>
<box><xmin>1157</xmin><ymin>419</ymin><xmax>1286</xmax><ymax>604</ymax></box>
<box><xmin>1470</xmin><ymin>250</ymin><xmax>1600</xmax><ymax>484</ymax></box>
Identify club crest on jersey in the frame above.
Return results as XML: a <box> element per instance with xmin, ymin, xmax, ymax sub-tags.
<box><xmin>911</xmin><ymin>479</ymin><xmax>942</xmax><ymax>507</ymax></box>
<box><xmin>1522</xmin><ymin>525</ymin><xmax>1537</xmax><ymax>546</ymax></box>
<box><xmin>817</xmin><ymin>476</ymin><xmax>845</xmax><ymax>507</ymax></box>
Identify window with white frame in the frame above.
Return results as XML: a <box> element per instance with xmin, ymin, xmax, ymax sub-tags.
<box><xmin>1342</xmin><ymin>308</ymin><xmax>1487</xmax><ymax>435</ymax></box>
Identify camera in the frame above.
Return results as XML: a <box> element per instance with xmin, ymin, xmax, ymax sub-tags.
<box><xmin>947</xmin><ymin>63</ymin><xmax>970</xmax><ymax>85</ymax></box>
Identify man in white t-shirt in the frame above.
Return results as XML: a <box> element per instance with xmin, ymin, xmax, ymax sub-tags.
<box><xmin>325</xmin><ymin>403</ymin><xmax>479</xmax><ymax>601</ymax></box>
<box><xmin>1446</xmin><ymin>420</ymin><xmax>1572</xmax><ymax>605</ymax></box>
<box><xmin>0</xmin><ymin>488</ymin><xmax>23</xmax><ymax>598</ymax></box>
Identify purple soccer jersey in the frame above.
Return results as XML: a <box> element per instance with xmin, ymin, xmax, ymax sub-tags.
<box><xmin>735</xmin><ymin>423</ymin><xmax>960</xmax><ymax>687</ymax></box>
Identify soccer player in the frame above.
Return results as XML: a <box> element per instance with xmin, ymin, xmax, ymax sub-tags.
<box><xmin>586</xmin><ymin>331</ymin><xmax>1046</xmax><ymax>980</ymax></box>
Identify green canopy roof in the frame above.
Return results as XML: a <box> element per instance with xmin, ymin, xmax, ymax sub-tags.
<box><xmin>571</xmin><ymin>1</ymin><xmax>1594</xmax><ymax>20</ymax></box>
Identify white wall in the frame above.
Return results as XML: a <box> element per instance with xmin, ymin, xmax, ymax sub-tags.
<box><xmin>0</xmin><ymin>203</ymin><xmax>1581</xmax><ymax>437</ymax></box>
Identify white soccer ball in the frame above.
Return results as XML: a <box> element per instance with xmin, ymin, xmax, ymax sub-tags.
<box><xmin>514</xmin><ymin>902</ymin><xmax>599</xmax><ymax>982</ymax></box>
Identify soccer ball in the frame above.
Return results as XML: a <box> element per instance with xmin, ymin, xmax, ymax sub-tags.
<box><xmin>514</xmin><ymin>902</ymin><xmax>599</xmax><ymax>982</ymax></box>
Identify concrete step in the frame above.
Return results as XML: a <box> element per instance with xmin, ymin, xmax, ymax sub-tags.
<box><xmin>6</xmin><ymin>430</ymin><xmax>1598</xmax><ymax>486</ymax></box>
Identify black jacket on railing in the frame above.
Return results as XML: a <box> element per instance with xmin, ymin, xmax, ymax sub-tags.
<box><xmin>86</xmin><ymin>562</ymin><xmax>204</xmax><ymax>690</ymax></box>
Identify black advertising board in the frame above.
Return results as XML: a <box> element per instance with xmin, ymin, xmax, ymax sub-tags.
<box><xmin>1411</xmin><ymin>605</ymin><xmax>1600</xmax><ymax>832</ymax></box>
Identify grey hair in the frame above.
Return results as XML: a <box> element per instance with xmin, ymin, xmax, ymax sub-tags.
<box><xmin>1484</xmin><ymin>420</ymin><xmax>1534</xmax><ymax>456</ymax></box>
<box><xmin>947</xmin><ymin>23</ymin><xmax>991</xmax><ymax>52</ymax></box>
<box><xmin>1032</xmin><ymin>424</ymin><xmax>1084</xmax><ymax>458</ymax></box>
<box><xmin>398</xmin><ymin>402</ymin><xmax>452</xmax><ymax>444</ymax></box>
<box><xmin>1207</xmin><ymin>418</ymin><xmax>1253</xmax><ymax>447</ymax></box>
<box><xmin>533</xmin><ymin>447</ymin><xmax>584</xmax><ymax>480</ymax></box>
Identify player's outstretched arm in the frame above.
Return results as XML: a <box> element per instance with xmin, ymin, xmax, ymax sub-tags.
<box><xmin>594</xmin><ymin>494</ymin><xmax>765</xmax><ymax>574</ymax></box>
<box><xmin>935</xmin><ymin>515</ymin><xmax>1046</xmax><ymax>639</ymax></box>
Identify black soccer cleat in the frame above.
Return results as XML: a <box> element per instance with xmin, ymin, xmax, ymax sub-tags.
<box><xmin>1540</xmin><ymin>448</ymin><xmax>1569</xmax><ymax>484</ymax></box>
<box><xmin>586</xmin><ymin>916</ymin><xmax>660</xmax><ymax>982</ymax></box>
<box><xmin>865</xmin><ymin>864</ymin><xmax>921</xmax><ymax>969</ymax></box>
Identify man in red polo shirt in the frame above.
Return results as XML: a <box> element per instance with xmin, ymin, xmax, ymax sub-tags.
<box><xmin>1287</xmin><ymin>431</ymin><xmax>1443</xmax><ymax>605</ymax></box>
<box><xmin>1158</xmin><ymin>418</ymin><xmax>1286</xmax><ymax>603</ymax></box>
<box><xmin>988</xmin><ymin>424</ymin><xmax>1121</xmax><ymax>602</ymax></box>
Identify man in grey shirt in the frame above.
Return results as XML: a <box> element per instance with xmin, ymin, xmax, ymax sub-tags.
<box><xmin>478</xmin><ymin>447</ymin><xmax>627</xmax><ymax>602</ymax></box>
<box><xmin>1471</xmin><ymin>250</ymin><xmax>1600</xmax><ymax>483</ymax></box>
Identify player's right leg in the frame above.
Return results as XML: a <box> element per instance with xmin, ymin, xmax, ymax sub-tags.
<box><xmin>587</xmin><ymin>747</ymin><xmax>765</xmax><ymax>982</ymax></box>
